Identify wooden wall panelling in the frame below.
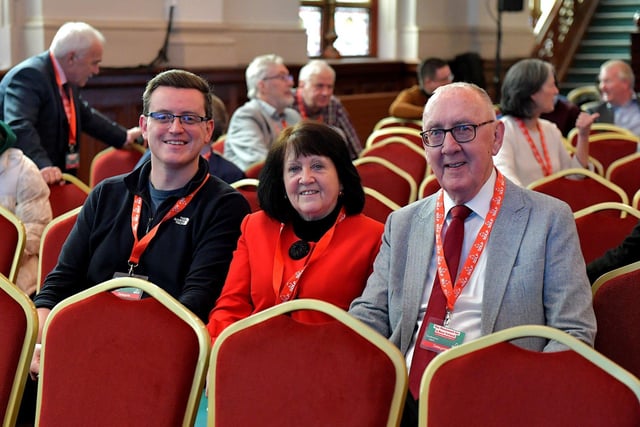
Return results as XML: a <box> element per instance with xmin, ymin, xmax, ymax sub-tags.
<box><xmin>339</xmin><ymin>91</ymin><xmax>401</xmax><ymax>145</ymax></box>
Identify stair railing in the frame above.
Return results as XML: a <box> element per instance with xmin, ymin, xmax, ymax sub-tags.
<box><xmin>531</xmin><ymin>0</ymin><xmax>600</xmax><ymax>81</ymax></box>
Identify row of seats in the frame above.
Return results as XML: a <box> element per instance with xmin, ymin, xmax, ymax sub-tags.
<box><xmin>373</xmin><ymin>117</ymin><xmax>639</xmax><ymax>170</ymax></box>
<box><xmin>574</xmin><ymin>202</ymin><xmax>640</xmax><ymax>265</ymax></box>
<box><xmin>2</xmin><ymin>274</ymin><xmax>639</xmax><ymax>426</ymax></box>
<box><xmin>0</xmin><ymin>205</ymin><xmax>80</xmax><ymax>296</ymax></box>
<box><xmin>359</xmin><ymin>118</ymin><xmax>640</xmax><ymax>207</ymax></box>
<box><xmin>0</xmin><ymin>276</ymin><xmax>406</xmax><ymax>426</ymax></box>
<box><xmin>565</xmin><ymin>128</ymin><xmax>640</xmax><ymax>183</ymax></box>
<box><xmin>48</xmin><ymin>144</ymin><xmax>147</xmax><ymax>219</ymax></box>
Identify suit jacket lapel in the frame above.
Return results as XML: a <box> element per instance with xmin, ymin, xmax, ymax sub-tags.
<box><xmin>481</xmin><ymin>180</ymin><xmax>528</xmax><ymax>335</ymax></box>
<box><xmin>597</xmin><ymin>103</ymin><xmax>614</xmax><ymax>123</ymax></box>
<box><xmin>400</xmin><ymin>197</ymin><xmax>436</xmax><ymax>353</ymax></box>
<box><xmin>44</xmin><ymin>54</ymin><xmax>70</xmax><ymax>142</ymax></box>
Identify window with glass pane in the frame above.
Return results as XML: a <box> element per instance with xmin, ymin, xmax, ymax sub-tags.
<box><xmin>299</xmin><ymin>6</ymin><xmax>323</xmax><ymax>57</ymax></box>
<box><xmin>299</xmin><ymin>1</ymin><xmax>376</xmax><ymax>58</ymax></box>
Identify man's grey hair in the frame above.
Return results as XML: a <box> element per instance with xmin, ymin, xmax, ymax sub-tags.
<box><xmin>246</xmin><ymin>54</ymin><xmax>285</xmax><ymax>99</ymax></box>
<box><xmin>50</xmin><ymin>22</ymin><xmax>105</xmax><ymax>59</ymax></box>
<box><xmin>601</xmin><ymin>59</ymin><xmax>635</xmax><ymax>88</ymax></box>
<box><xmin>425</xmin><ymin>82</ymin><xmax>496</xmax><ymax>120</ymax></box>
<box><xmin>298</xmin><ymin>59</ymin><xmax>335</xmax><ymax>83</ymax></box>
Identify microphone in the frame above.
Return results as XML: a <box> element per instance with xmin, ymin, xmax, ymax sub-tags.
<box><xmin>148</xmin><ymin>4</ymin><xmax>174</xmax><ymax>68</ymax></box>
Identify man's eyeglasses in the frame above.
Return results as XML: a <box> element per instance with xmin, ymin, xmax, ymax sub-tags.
<box><xmin>146</xmin><ymin>112</ymin><xmax>210</xmax><ymax>126</ymax></box>
<box><xmin>420</xmin><ymin>120</ymin><xmax>494</xmax><ymax>147</ymax></box>
<box><xmin>263</xmin><ymin>74</ymin><xmax>294</xmax><ymax>83</ymax></box>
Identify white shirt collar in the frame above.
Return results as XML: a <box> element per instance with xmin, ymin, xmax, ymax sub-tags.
<box><xmin>442</xmin><ymin>168</ymin><xmax>497</xmax><ymax>220</ymax></box>
<box><xmin>49</xmin><ymin>52</ymin><xmax>69</xmax><ymax>86</ymax></box>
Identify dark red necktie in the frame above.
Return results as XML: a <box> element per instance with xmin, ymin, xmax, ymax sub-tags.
<box><xmin>408</xmin><ymin>204</ymin><xmax>472</xmax><ymax>399</ymax></box>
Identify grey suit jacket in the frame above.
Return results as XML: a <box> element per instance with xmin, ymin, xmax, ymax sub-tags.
<box><xmin>224</xmin><ymin>98</ymin><xmax>301</xmax><ymax>170</ymax></box>
<box><xmin>0</xmin><ymin>52</ymin><xmax>127</xmax><ymax>170</ymax></box>
<box><xmin>349</xmin><ymin>179</ymin><xmax>597</xmax><ymax>355</ymax></box>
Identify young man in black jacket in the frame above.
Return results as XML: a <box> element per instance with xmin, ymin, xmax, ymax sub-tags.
<box><xmin>31</xmin><ymin>69</ymin><xmax>250</xmax><ymax>377</ymax></box>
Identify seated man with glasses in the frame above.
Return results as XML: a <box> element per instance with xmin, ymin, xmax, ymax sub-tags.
<box><xmin>31</xmin><ymin>69</ymin><xmax>250</xmax><ymax>379</ymax></box>
<box><xmin>349</xmin><ymin>82</ymin><xmax>596</xmax><ymax>427</ymax></box>
<box><xmin>224</xmin><ymin>54</ymin><xmax>301</xmax><ymax>171</ymax></box>
<box><xmin>389</xmin><ymin>57</ymin><xmax>454</xmax><ymax>120</ymax></box>
<box><xmin>133</xmin><ymin>94</ymin><xmax>245</xmax><ymax>184</ymax></box>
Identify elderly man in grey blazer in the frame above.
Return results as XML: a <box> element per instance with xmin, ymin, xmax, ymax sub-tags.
<box><xmin>349</xmin><ymin>82</ymin><xmax>596</xmax><ymax>427</ymax></box>
<box><xmin>224</xmin><ymin>54</ymin><xmax>301</xmax><ymax>171</ymax></box>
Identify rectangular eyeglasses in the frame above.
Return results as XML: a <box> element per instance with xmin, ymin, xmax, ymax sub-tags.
<box><xmin>421</xmin><ymin>120</ymin><xmax>495</xmax><ymax>147</ymax></box>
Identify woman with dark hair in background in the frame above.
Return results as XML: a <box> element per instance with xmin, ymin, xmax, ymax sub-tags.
<box><xmin>495</xmin><ymin>58</ymin><xmax>598</xmax><ymax>187</ymax></box>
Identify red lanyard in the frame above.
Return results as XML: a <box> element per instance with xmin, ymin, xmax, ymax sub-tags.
<box><xmin>272</xmin><ymin>208</ymin><xmax>346</xmax><ymax>302</ymax></box>
<box><xmin>515</xmin><ymin>118</ymin><xmax>552</xmax><ymax>177</ymax></box>
<box><xmin>295</xmin><ymin>89</ymin><xmax>323</xmax><ymax>122</ymax></box>
<box><xmin>50</xmin><ymin>51</ymin><xmax>76</xmax><ymax>148</ymax></box>
<box><xmin>128</xmin><ymin>175</ymin><xmax>209</xmax><ymax>274</ymax></box>
<box><xmin>434</xmin><ymin>171</ymin><xmax>505</xmax><ymax>312</ymax></box>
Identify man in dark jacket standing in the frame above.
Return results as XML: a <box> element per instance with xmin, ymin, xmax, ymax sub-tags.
<box><xmin>0</xmin><ymin>21</ymin><xmax>142</xmax><ymax>184</ymax></box>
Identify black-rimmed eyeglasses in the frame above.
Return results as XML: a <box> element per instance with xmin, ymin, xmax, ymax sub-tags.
<box><xmin>146</xmin><ymin>112</ymin><xmax>210</xmax><ymax>126</ymax></box>
<box><xmin>263</xmin><ymin>74</ymin><xmax>294</xmax><ymax>83</ymax></box>
<box><xmin>420</xmin><ymin>120</ymin><xmax>495</xmax><ymax>147</ymax></box>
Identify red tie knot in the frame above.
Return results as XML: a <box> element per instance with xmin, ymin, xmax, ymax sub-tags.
<box><xmin>450</xmin><ymin>205</ymin><xmax>472</xmax><ymax>220</ymax></box>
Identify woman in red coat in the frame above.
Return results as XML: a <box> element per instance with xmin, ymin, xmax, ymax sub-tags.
<box><xmin>207</xmin><ymin>121</ymin><xmax>384</xmax><ymax>339</ymax></box>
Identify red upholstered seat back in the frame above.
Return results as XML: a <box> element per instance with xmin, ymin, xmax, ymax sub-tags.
<box><xmin>214</xmin><ymin>314</ymin><xmax>399</xmax><ymax>427</ymax></box>
<box><xmin>48</xmin><ymin>179</ymin><xmax>89</xmax><ymax>218</ymax></box>
<box><xmin>244</xmin><ymin>160</ymin><xmax>264</xmax><ymax>179</ymax></box>
<box><xmin>419</xmin><ymin>175</ymin><xmax>440</xmax><ymax>199</ymax></box>
<box><xmin>0</xmin><ymin>210</ymin><xmax>21</xmax><ymax>280</ymax></box>
<box><xmin>425</xmin><ymin>342</ymin><xmax>640</xmax><ymax>426</ymax></box>
<box><xmin>530</xmin><ymin>175</ymin><xmax>625</xmax><ymax>212</ymax></box>
<box><xmin>374</xmin><ymin>116</ymin><xmax>423</xmax><ymax>131</ymax></box>
<box><xmin>0</xmin><ymin>285</ymin><xmax>28</xmax><ymax>420</ymax></box>
<box><xmin>593</xmin><ymin>266</ymin><xmax>640</xmax><ymax>379</ymax></box>
<box><xmin>360</xmin><ymin>139</ymin><xmax>427</xmax><ymax>185</ymax></box>
<box><xmin>607</xmin><ymin>153</ymin><xmax>640</xmax><ymax>201</ymax></box>
<box><xmin>574</xmin><ymin>207</ymin><xmax>640</xmax><ymax>264</ymax></box>
<box><xmin>366</xmin><ymin>127</ymin><xmax>423</xmax><ymax>149</ymax></box>
<box><xmin>38</xmin><ymin>208</ymin><xmax>79</xmax><ymax>291</ymax></box>
<box><xmin>589</xmin><ymin>136</ymin><xmax>638</xmax><ymax>173</ymax></box>
<box><xmin>363</xmin><ymin>187</ymin><xmax>399</xmax><ymax>223</ymax></box>
<box><xmin>355</xmin><ymin>158</ymin><xmax>416</xmax><ymax>206</ymax></box>
<box><xmin>89</xmin><ymin>147</ymin><xmax>144</xmax><ymax>188</ymax></box>
<box><xmin>38</xmin><ymin>291</ymin><xmax>201</xmax><ymax>426</ymax></box>
<box><xmin>231</xmin><ymin>179</ymin><xmax>260</xmax><ymax>212</ymax></box>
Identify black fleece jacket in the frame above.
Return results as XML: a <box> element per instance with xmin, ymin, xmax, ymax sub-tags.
<box><xmin>35</xmin><ymin>157</ymin><xmax>250</xmax><ymax>322</ymax></box>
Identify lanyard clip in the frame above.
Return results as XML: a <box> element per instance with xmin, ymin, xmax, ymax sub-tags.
<box><xmin>444</xmin><ymin>310</ymin><xmax>452</xmax><ymax>327</ymax></box>
<box><xmin>127</xmin><ymin>262</ymin><xmax>138</xmax><ymax>277</ymax></box>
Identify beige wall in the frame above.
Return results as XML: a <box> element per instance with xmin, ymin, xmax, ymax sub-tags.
<box><xmin>0</xmin><ymin>0</ymin><xmax>534</xmax><ymax>70</ymax></box>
